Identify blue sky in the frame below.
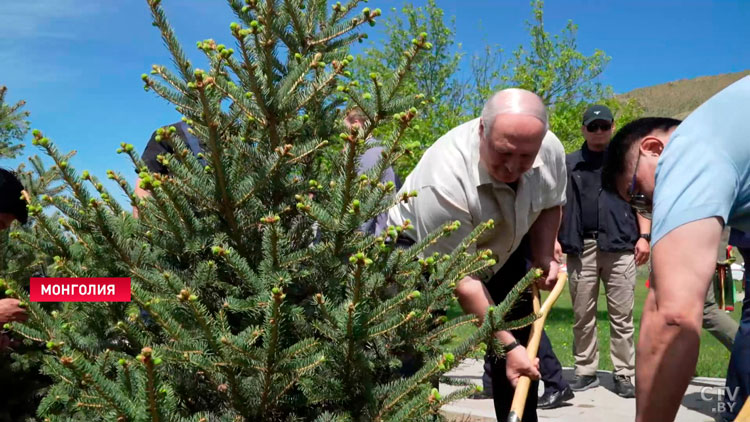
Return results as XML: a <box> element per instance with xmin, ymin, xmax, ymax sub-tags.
<box><xmin>2</xmin><ymin>0</ymin><xmax>749</xmax><ymax>204</ymax></box>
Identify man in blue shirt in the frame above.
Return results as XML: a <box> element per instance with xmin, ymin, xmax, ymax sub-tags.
<box><xmin>602</xmin><ymin>76</ymin><xmax>750</xmax><ymax>422</ymax></box>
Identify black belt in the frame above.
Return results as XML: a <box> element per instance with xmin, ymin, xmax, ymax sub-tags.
<box><xmin>583</xmin><ymin>231</ymin><xmax>598</xmax><ymax>239</ymax></box>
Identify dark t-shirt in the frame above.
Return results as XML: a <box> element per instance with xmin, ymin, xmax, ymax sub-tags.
<box><xmin>139</xmin><ymin>121</ymin><xmax>204</xmax><ymax>175</ymax></box>
<box><xmin>579</xmin><ymin>146</ymin><xmax>604</xmax><ymax>233</ymax></box>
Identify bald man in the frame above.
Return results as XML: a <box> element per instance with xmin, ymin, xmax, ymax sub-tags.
<box><xmin>387</xmin><ymin>88</ymin><xmax>567</xmax><ymax>421</ymax></box>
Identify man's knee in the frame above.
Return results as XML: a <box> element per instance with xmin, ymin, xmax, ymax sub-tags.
<box><xmin>660</xmin><ymin>307</ymin><xmax>703</xmax><ymax>333</ymax></box>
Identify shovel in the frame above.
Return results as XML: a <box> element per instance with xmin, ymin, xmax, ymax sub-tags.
<box><xmin>507</xmin><ymin>272</ymin><xmax>568</xmax><ymax>422</ymax></box>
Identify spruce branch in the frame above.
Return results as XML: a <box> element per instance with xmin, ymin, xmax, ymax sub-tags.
<box><xmin>236</xmin><ymin>38</ymin><xmax>277</xmax><ymax>146</ymax></box>
<box><xmin>423</xmin><ymin>314</ymin><xmax>478</xmax><ymax>344</ymax></box>
<box><xmin>147</xmin><ymin>0</ymin><xmax>194</xmax><ymax>84</ymax></box>
<box><xmin>259</xmin><ymin>288</ymin><xmax>284</xmax><ymax>416</ymax></box>
<box><xmin>137</xmin><ymin>347</ymin><xmax>161</xmax><ymax>422</ymax></box>
<box><xmin>309</xmin><ymin>8</ymin><xmax>376</xmax><ymax>47</ymax></box>
<box><xmin>192</xmin><ymin>77</ymin><xmax>244</xmax><ymax>253</ymax></box>
<box><xmin>375</xmin><ymin>353</ymin><xmax>453</xmax><ymax>421</ymax></box>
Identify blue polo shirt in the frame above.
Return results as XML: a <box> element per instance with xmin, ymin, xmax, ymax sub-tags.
<box><xmin>652</xmin><ymin>76</ymin><xmax>750</xmax><ymax>245</ymax></box>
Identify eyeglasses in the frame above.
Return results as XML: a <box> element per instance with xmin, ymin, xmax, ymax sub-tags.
<box><xmin>627</xmin><ymin>151</ymin><xmax>652</xmax><ymax>215</ymax></box>
<box><xmin>586</xmin><ymin>122</ymin><xmax>612</xmax><ymax>132</ymax></box>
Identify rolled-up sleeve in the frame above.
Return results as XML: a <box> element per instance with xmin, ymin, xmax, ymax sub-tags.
<box><xmin>541</xmin><ymin>131</ymin><xmax>568</xmax><ymax>209</ymax></box>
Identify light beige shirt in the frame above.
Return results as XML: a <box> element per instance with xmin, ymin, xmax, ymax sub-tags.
<box><xmin>386</xmin><ymin>118</ymin><xmax>567</xmax><ymax>274</ymax></box>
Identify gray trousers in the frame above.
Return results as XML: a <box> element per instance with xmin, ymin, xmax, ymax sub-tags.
<box><xmin>703</xmin><ymin>280</ymin><xmax>739</xmax><ymax>351</ymax></box>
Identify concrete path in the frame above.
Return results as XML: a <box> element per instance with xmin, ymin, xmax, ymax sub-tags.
<box><xmin>440</xmin><ymin>359</ymin><xmax>728</xmax><ymax>422</ymax></box>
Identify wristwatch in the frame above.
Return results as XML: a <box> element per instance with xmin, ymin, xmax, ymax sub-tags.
<box><xmin>503</xmin><ymin>340</ymin><xmax>521</xmax><ymax>353</ymax></box>
<box><xmin>640</xmin><ymin>233</ymin><xmax>651</xmax><ymax>241</ymax></box>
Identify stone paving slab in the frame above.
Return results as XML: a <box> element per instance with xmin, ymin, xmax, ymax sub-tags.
<box><xmin>440</xmin><ymin>359</ymin><xmax>727</xmax><ymax>422</ymax></box>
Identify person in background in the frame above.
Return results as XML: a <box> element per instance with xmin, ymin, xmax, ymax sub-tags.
<box><xmin>343</xmin><ymin>107</ymin><xmax>401</xmax><ymax>235</ymax></box>
<box><xmin>0</xmin><ymin>168</ymin><xmax>29</xmax><ymax>349</ymax></box>
<box><xmin>134</xmin><ymin>110</ymin><xmax>399</xmax><ymax>232</ymax></box>
<box><xmin>701</xmin><ymin>228</ymin><xmax>741</xmax><ymax>351</ymax></box>
<box><xmin>133</xmin><ymin>121</ymin><xmax>203</xmax><ymax>217</ymax></box>
<box><xmin>0</xmin><ymin>168</ymin><xmax>27</xmax><ymax>232</ymax></box>
<box><xmin>558</xmin><ymin>105</ymin><xmax>650</xmax><ymax>398</ymax></box>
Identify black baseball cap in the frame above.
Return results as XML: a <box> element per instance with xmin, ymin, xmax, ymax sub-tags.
<box><xmin>582</xmin><ymin>104</ymin><xmax>614</xmax><ymax>125</ymax></box>
<box><xmin>0</xmin><ymin>168</ymin><xmax>28</xmax><ymax>224</ymax></box>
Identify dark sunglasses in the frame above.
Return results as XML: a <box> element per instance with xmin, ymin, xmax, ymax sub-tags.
<box><xmin>586</xmin><ymin>122</ymin><xmax>612</xmax><ymax>132</ymax></box>
<box><xmin>627</xmin><ymin>151</ymin><xmax>652</xmax><ymax>215</ymax></box>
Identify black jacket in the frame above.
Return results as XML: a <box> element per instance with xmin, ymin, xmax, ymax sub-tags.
<box><xmin>559</xmin><ymin>143</ymin><xmax>639</xmax><ymax>255</ymax></box>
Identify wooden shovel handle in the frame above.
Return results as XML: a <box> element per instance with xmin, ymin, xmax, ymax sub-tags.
<box><xmin>737</xmin><ymin>398</ymin><xmax>750</xmax><ymax>422</ymax></box>
<box><xmin>507</xmin><ymin>272</ymin><xmax>568</xmax><ymax>422</ymax></box>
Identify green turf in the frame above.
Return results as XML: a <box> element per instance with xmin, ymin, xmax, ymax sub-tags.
<box><xmin>446</xmin><ymin>265</ymin><xmax>744</xmax><ymax>378</ymax></box>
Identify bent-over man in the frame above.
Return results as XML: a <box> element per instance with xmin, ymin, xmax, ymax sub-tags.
<box><xmin>387</xmin><ymin>88</ymin><xmax>566</xmax><ymax>421</ymax></box>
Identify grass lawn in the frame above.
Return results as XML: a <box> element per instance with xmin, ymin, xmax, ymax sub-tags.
<box><xmin>446</xmin><ymin>265</ymin><xmax>744</xmax><ymax>378</ymax></box>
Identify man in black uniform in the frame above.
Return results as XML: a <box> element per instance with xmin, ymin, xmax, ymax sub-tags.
<box><xmin>558</xmin><ymin>105</ymin><xmax>651</xmax><ymax>398</ymax></box>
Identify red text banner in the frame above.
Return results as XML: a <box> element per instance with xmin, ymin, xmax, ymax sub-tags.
<box><xmin>30</xmin><ymin>278</ymin><xmax>131</xmax><ymax>302</ymax></box>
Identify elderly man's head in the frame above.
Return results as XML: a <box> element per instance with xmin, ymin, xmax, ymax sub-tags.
<box><xmin>479</xmin><ymin>88</ymin><xmax>548</xmax><ymax>183</ymax></box>
<box><xmin>602</xmin><ymin>117</ymin><xmax>682</xmax><ymax>215</ymax></box>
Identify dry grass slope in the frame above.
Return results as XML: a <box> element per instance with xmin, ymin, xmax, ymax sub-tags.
<box><xmin>619</xmin><ymin>70</ymin><xmax>750</xmax><ymax>119</ymax></box>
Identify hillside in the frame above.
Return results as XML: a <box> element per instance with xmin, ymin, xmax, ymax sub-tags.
<box><xmin>619</xmin><ymin>70</ymin><xmax>750</xmax><ymax>119</ymax></box>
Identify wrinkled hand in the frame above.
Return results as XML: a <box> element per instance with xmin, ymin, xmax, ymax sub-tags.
<box><xmin>0</xmin><ymin>298</ymin><xmax>28</xmax><ymax>324</ymax></box>
<box><xmin>634</xmin><ymin>238</ymin><xmax>651</xmax><ymax>266</ymax></box>
<box><xmin>505</xmin><ymin>345</ymin><xmax>540</xmax><ymax>388</ymax></box>
<box><xmin>535</xmin><ymin>258</ymin><xmax>560</xmax><ymax>291</ymax></box>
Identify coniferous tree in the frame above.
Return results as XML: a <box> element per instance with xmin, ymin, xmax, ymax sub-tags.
<box><xmin>0</xmin><ymin>85</ymin><xmax>64</xmax><ymax>422</ymax></box>
<box><xmin>0</xmin><ymin>85</ymin><xmax>29</xmax><ymax>160</ymax></box>
<box><xmin>2</xmin><ymin>1</ymin><xmax>538</xmax><ymax>421</ymax></box>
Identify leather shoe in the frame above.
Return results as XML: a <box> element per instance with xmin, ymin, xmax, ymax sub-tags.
<box><xmin>537</xmin><ymin>386</ymin><xmax>574</xmax><ymax>409</ymax></box>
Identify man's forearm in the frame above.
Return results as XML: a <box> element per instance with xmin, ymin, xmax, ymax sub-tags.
<box><xmin>529</xmin><ymin>205</ymin><xmax>562</xmax><ymax>264</ymax></box>
<box><xmin>637</xmin><ymin>213</ymin><xmax>651</xmax><ymax>234</ymax></box>
<box><xmin>455</xmin><ymin>275</ymin><xmax>515</xmax><ymax>345</ymax></box>
<box><xmin>636</xmin><ymin>218</ymin><xmax>721</xmax><ymax>422</ymax></box>
<box><xmin>636</xmin><ymin>289</ymin><xmax>702</xmax><ymax>421</ymax></box>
